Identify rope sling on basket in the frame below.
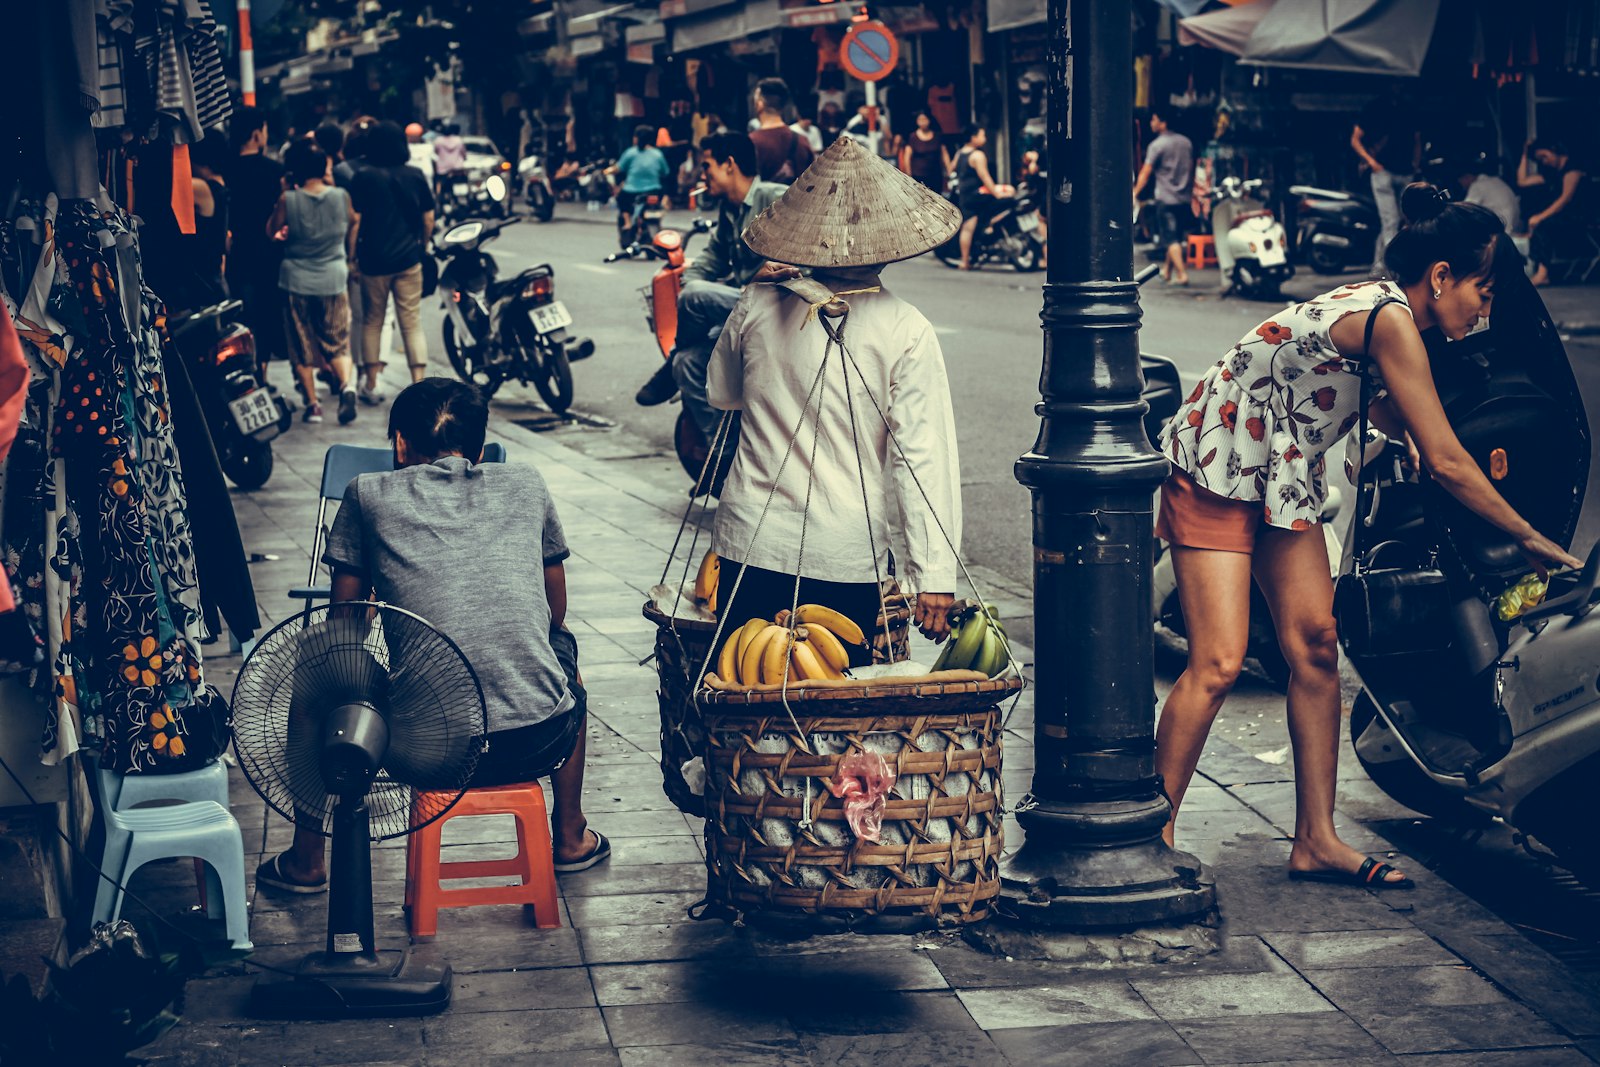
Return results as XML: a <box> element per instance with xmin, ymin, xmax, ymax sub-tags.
<box><xmin>662</xmin><ymin>278</ymin><xmax>1024</xmax><ymax>929</ymax></box>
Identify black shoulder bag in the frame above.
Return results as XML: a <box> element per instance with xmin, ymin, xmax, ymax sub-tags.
<box><xmin>1332</xmin><ymin>298</ymin><xmax>1455</xmax><ymax>658</ymax></box>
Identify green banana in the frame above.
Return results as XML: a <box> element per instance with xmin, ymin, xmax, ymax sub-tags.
<box><xmin>946</xmin><ymin>609</ymin><xmax>987</xmax><ymax>671</ymax></box>
<box><xmin>931</xmin><ymin>616</ymin><xmax>962</xmax><ymax>670</ymax></box>
<box><xmin>973</xmin><ymin>625</ymin><xmax>1001</xmax><ymax>677</ymax></box>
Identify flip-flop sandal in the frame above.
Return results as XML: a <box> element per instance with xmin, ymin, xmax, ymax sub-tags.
<box><xmin>554</xmin><ymin>831</ymin><xmax>611</xmax><ymax>874</ymax></box>
<box><xmin>254</xmin><ymin>853</ymin><xmax>328</xmax><ymax>895</ymax></box>
<box><xmin>1289</xmin><ymin>856</ymin><xmax>1413</xmax><ymax>890</ymax></box>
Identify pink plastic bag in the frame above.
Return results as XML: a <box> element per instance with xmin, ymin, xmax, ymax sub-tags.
<box><xmin>826</xmin><ymin>752</ymin><xmax>897</xmax><ymax>843</ymax></box>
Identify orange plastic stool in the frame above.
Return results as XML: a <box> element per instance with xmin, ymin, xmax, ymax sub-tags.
<box><xmin>1187</xmin><ymin>233</ymin><xmax>1218</xmax><ymax>269</ymax></box>
<box><xmin>404</xmin><ymin>781</ymin><xmax>561</xmax><ymax>942</ymax></box>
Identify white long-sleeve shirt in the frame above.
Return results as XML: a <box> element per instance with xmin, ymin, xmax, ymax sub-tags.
<box><xmin>706</xmin><ymin>282</ymin><xmax>962</xmax><ymax>592</ymax></box>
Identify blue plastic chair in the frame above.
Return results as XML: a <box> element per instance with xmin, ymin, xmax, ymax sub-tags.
<box><xmin>289</xmin><ymin>442</ymin><xmax>507</xmax><ymax>606</ymax></box>
<box><xmin>91</xmin><ymin>764</ymin><xmax>251</xmax><ymax>950</ymax></box>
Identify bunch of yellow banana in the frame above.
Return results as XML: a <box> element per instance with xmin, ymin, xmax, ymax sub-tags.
<box><xmin>712</xmin><ymin>603</ymin><xmax>864</xmax><ymax>689</ymax></box>
<box><xmin>693</xmin><ymin>550</ymin><xmax>720</xmax><ymax>615</ymax></box>
<box><xmin>932</xmin><ymin>604</ymin><xmax>1011</xmax><ymax>677</ymax></box>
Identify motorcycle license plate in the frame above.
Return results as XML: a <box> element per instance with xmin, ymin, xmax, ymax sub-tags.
<box><xmin>528</xmin><ymin>301</ymin><xmax>573</xmax><ymax>335</ymax></box>
<box><xmin>228</xmin><ymin>389</ymin><xmax>277</xmax><ymax>436</ymax></box>
<box><xmin>452</xmin><ymin>181</ymin><xmax>470</xmax><ymax>196</ymax></box>
<box><xmin>1016</xmin><ymin>211</ymin><xmax>1041</xmax><ymax>231</ymax></box>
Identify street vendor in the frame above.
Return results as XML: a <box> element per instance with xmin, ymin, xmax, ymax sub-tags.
<box><xmin>705</xmin><ymin>136</ymin><xmax>965</xmax><ymax>652</ymax></box>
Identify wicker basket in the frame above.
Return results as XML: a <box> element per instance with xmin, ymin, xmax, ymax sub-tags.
<box><xmin>644</xmin><ymin>594</ymin><xmax>914</xmax><ymax>818</ymax></box>
<box><xmin>694</xmin><ymin>677</ymin><xmax>1019</xmax><ymax>930</ymax></box>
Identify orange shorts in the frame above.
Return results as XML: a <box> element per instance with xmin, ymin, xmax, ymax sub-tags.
<box><xmin>1155</xmin><ymin>469</ymin><xmax>1261</xmax><ymax>554</ymax></box>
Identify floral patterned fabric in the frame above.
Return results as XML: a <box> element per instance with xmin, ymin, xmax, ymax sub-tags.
<box><xmin>0</xmin><ymin>198</ymin><xmax>229</xmax><ymax>773</ymax></box>
<box><xmin>1159</xmin><ymin>280</ymin><xmax>1410</xmax><ymax>531</ymax></box>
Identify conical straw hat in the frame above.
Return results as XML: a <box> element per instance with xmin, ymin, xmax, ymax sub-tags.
<box><xmin>742</xmin><ymin>136</ymin><xmax>963</xmax><ymax>269</ymax></box>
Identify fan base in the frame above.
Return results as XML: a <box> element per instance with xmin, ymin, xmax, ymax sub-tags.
<box><xmin>251</xmin><ymin>949</ymin><xmax>452</xmax><ymax>1018</ymax></box>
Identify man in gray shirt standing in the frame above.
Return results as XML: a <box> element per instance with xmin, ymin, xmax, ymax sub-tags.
<box><xmin>1133</xmin><ymin>110</ymin><xmax>1196</xmax><ymax>286</ymax></box>
<box><xmin>255</xmin><ymin>379</ymin><xmax>609</xmax><ymax>894</ymax></box>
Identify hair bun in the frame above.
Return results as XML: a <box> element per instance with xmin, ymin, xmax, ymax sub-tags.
<box><xmin>1400</xmin><ymin>181</ymin><xmax>1450</xmax><ymax>224</ymax></box>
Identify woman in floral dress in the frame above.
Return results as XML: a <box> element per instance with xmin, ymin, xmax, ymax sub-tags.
<box><xmin>1155</xmin><ymin>183</ymin><xmax>1580</xmax><ymax>889</ymax></box>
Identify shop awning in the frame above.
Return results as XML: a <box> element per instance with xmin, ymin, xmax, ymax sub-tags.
<box><xmin>987</xmin><ymin>0</ymin><xmax>1043</xmax><ymax>34</ymax></box>
<box><xmin>1241</xmin><ymin>0</ymin><xmax>1441</xmax><ymax>77</ymax></box>
<box><xmin>670</xmin><ymin>0</ymin><xmax>782</xmax><ymax>51</ymax></box>
<box><xmin>1180</xmin><ymin>0</ymin><xmax>1443</xmax><ymax>78</ymax></box>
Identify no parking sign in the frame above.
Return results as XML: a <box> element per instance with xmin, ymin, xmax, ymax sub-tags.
<box><xmin>839</xmin><ymin>21</ymin><xmax>899</xmax><ymax>83</ymax></box>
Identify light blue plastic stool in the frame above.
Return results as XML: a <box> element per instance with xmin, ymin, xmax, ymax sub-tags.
<box><xmin>92</xmin><ymin>765</ymin><xmax>252</xmax><ymax>950</ymax></box>
<box><xmin>94</xmin><ymin>756</ymin><xmax>233</xmax><ymax>913</ymax></box>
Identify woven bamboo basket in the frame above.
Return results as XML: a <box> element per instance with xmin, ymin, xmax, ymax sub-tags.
<box><xmin>644</xmin><ymin>595</ymin><xmax>914</xmax><ymax>817</ymax></box>
<box><xmin>694</xmin><ymin>676</ymin><xmax>1019</xmax><ymax>930</ymax></box>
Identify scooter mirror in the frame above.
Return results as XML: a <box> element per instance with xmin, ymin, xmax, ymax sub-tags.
<box><xmin>485</xmin><ymin>174</ymin><xmax>508</xmax><ymax>202</ymax></box>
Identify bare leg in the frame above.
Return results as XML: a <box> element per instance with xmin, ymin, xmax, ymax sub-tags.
<box><xmin>1167</xmin><ymin>241</ymin><xmax>1190</xmax><ymax>284</ymax></box>
<box><xmin>1155</xmin><ymin>546</ymin><xmax>1253</xmax><ymax>846</ymax></box>
<box><xmin>1253</xmin><ymin>525</ymin><xmax>1407</xmax><ymax>883</ymax></box>
<box><xmin>330</xmin><ymin>354</ymin><xmax>356</xmax><ymax>391</ymax></box>
<box><xmin>958</xmin><ymin>216</ymin><xmax>978</xmax><ymax>269</ymax></box>
<box><xmin>284</xmin><ymin>824</ymin><xmax>327</xmax><ymax>883</ymax></box>
<box><xmin>550</xmin><ymin>707</ymin><xmax>596</xmax><ymax>862</ymax></box>
<box><xmin>293</xmin><ymin>364</ymin><xmax>321</xmax><ymax>406</ymax></box>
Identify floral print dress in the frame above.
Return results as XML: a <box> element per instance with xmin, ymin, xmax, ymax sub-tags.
<box><xmin>1159</xmin><ymin>281</ymin><xmax>1410</xmax><ymax>531</ymax></box>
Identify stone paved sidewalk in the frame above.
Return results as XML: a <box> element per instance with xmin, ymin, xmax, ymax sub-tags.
<box><xmin>128</xmin><ymin>368</ymin><xmax>1600</xmax><ymax>1066</ymax></box>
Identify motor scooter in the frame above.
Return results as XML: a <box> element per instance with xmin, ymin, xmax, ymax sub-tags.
<box><xmin>1211</xmin><ymin>176</ymin><xmax>1294</xmax><ymax>300</ymax></box>
<box><xmin>1290</xmin><ymin>183</ymin><xmax>1380</xmax><ymax>275</ymax></box>
<box><xmin>607</xmin><ymin>217</ymin><xmax>731</xmax><ymax>490</ymax></box>
<box><xmin>435</xmin><ymin>177</ymin><xmax>594</xmax><ymax>411</ymax></box>
<box><xmin>168</xmin><ymin>299</ymin><xmax>291</xmax><ymax>491</ymax></box>
<box><xmin>1339</xmin><ymin>274</ymin><xmax>1600</xmax><ymax>886</ymax></box>
<box><xmin>934</xmin><ymin>186</ymin><xmax>1045</xmax><ymax>272</ymax></box>
<box><xmin>517</xmin><ymin>152</ymin><xmax>557</xmax><ymax>222</ymax></box>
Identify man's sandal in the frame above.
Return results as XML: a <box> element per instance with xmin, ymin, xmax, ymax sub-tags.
<box><xmin>1288</xmin><ymin>856</ymin><xmax>1413</xmax><ymax>890</ymax></box>
<box><xmin>254</xmin><ymin>852</ymin><xmax>329</xmax><ymax>894</ymax></box>
<box><xmin>554</xmin><ymin>831</ymin><xmax>611</xmax><ymax>874</ymax></box>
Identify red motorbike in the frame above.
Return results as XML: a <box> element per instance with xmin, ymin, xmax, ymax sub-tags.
<box><xmin>606</xmin><ymin>215</ymin><xmax>732</xmax><ymax>491</ymax></box>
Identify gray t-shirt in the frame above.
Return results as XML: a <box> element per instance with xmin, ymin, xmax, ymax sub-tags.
<box><xmin>1145</xmin><ymin>130</ymin><xmax>1194</xmax><ymax>206</ymax></box>
<box><xmin>280</xmin><ymin>186</ymin><xmax>351</xmax><ymax>297</ymax></box>
<box><xmin>323</xmin><ymin>456</ymin><xmax>574</xmax><ymax>732</ymax></box>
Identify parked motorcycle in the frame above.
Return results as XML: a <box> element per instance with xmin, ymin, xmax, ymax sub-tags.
<box><xmin>607</xmin><ymin>218</ymin><xmax>732</xmax><ymax>488</ymax></box>
<box><xmin>1338</xmin><ymin>276</ymin><xmax>1599</xmax><ymax>885</ymax></box>
<box><xmin>169</xmin><ymin>298</ymin><xmax>290</xmax><ymax>491</ymax></box>
<box><xmin>435</xmin><ymin>180</ymin><xmax>595</xmax><ymax>412</ymax></box>
<box><xmin>935</xmin><ymin>188</ymin><xmax>1045</xmax><ymax>272</ymax></box>
<box><xmin>438</xmin><ymin>170</ymin><xmax>511</xmax><ymax>224</ymax></box>
<box><xmin>1211</xmin><ymin>176</ymin><xmax>1294</xmax><ymax>300</ymax></box>
<box><xmin>1290</xmin><ymin>183</ymin><xmax>1379</xmax><ymax>275</ymax></box>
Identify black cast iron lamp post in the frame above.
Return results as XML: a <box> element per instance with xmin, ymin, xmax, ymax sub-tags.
<box><xmin>1001</xmin><ymin>0</ymin><xmax>1216</xmax><ymax>928</ymax></box>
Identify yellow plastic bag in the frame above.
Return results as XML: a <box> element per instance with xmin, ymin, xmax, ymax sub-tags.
<box><xmin>1495</xmin><ymin>572</ymin><xmax>1550</xmax><ymax>622</ymax></box>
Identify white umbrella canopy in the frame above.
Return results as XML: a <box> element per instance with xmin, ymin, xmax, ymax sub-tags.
<box><xmin>1178</xmin><ymin>0</ymin><xmax>1277</xmax><ymax>54</ymax></box>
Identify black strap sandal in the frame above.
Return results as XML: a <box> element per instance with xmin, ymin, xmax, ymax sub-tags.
<box><xmin>1288</xmin><ymin>856</ymin><xmax>1414</xmax><ymax>890</ymax></box>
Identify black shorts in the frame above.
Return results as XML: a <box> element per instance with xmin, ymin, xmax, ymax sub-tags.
<box><xmin>1158</xmin><ymin>203</ymin><xmax>1194</xmax><ymax>247</ymax></box>
<box><xmin>960</xmin><ymin>195</ymin><xmax>1004</xmax><ymax>225</ymax></box>
<box><xmin>715</xmin><ymin>559</ymin><xmax>880</xmax><ymax>669</ymax></box>
<box><xmin>468</xmin><ymin>626</ymin><xmax>588</xmax><ymax>788</ymax></box>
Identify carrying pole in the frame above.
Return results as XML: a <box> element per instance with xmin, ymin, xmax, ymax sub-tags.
<box><xmin>1001</xmin><ymin>0</ymin><xmax>1215</xmax><ymax>928</ymax></box>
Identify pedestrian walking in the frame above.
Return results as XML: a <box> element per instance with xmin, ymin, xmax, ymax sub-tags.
<box><xmin>225</xmin><ymin>107</ymin><xmax>287</xmax><ymax>369</ymax></box>
<box><xmin>706</xmin><ymin>136</ymin><xmax>963</xmax><ymax>645</ymax></box>
<box><xmin>1133</xmin><ymin>110</ymin><xmax>1195</xmax><ymax>286</ymax></box>
<box><xmin>748</xmin><ymin>77</ymin><xmax>813</xmax><ymax>184</ymax></box>
<box><xmin>346</xmin><ymin>121</ymin><xmax>436</xmax><ymax>391</ymax></box>
<box><xmin>268</xmin><ymin>142</ymin><xmax>359</xmax><ymax>425</ymax></box>
<box><xmin>899</xmin><ymin>110</ymin><xmax>952</xmax><ymax>193</ymax></box>
<box><xmin>1351</xmin><ymin>91</ymin><xmax>1421</xmax><ymax>276</ymax></box>
<box><xmin>1153</xmin><ymin>183</ymin><xmax>1579</xmax><ymax>889</ymax></box>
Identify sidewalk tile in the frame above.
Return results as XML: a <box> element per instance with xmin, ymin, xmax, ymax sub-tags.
<box><xmin>566</xmin><ymin>890</ymin><xmax>703</xmax><ymax>927</ymax></box>
<box><xmin>561</xmin><ymin>862</ymin><xmax>707</xmax><ymax>897</ymax></box>
<box><xmin>809</xmin><ymin>1031</ymin><xmax>1004</xmax><ymax>1067</ymax></box>
<box><xmin>450</xmin><ymin>966</ymin><xmax>598</xmax><ymax>1011</ymax></box>
<box><xmin>987</xmin><ymin>1019</ymin><xmax>1200</xmax><ymax>1066</ymax></box>
<box><xmin>574</xmin><ymin>809</ymin><xmax>694</xmax><ymax>839</ymax></box>
<box><xmin>236</xmin><ymin>1019</ymin><xmax>424</xmax><ymax>1065</ymax></box>
<box><xmin>407</xmin><ymin>914</ymin><xmax>584</xmax><ymax>972</ymax></box>
<box><xmin>589</xmin><ymin>835</ymin><xmax>704</xmax><ymax>868</ymax></box>
<box><xmin>1129</xmin><ymin>971</ymin><xmax>1335</xmax><ymax>1020</ymax></box>
<box><xmin>1396</xmin><ymin>1051</ymin><xmax>1598</xmax><ymax>1067</ymax></box>
<box><xmin>590</xmin><ymin>950</ymin><xmax>946</xmax><ymax>1006</ymax></box>
<box><xmin>422</xmin><ymin>1006</ymin><xmax>611</xmax><ymax>1055</ymax></box>
<box><xmin>1304</xmin><ymin>965</ymin><xmax>1509</xmax><ymax>1013</ymax></box>
<box><xmin>1172</xmin><ymin>1011</ymin><xmax>1389</xmax><ymax>1063</ymax></box>
<box><xmin>1352</xmin><ymin>1002</ymin><xmax>1568</xmax><ymax>1054</ymax></box>
<box><xmin>617</xmin><ymin>1041</ymin><xmax>812</xmax><ymax>1067</ymax></box>
<box><xmin>444</xmin><ymin>1052</ymin><xmax>620</xmax><ymax>1067</ymax></box>
<box><xmin>957</xmin><ymin>980</ymin><xmax>1155</xmax><ymax>1029</ymax></box>
<box><xmin>787</xmin><ymin>990</ymin><xmax>976</xmax><ymax>1036</ymax></box>
<box><xmin>579</xmin><ymin>920</ymin><xmax>744</xmax><ymax>965</ymax></box>
<box><xmin>1261</xmin><ymin>929</ymin><xmax>1460</xmax><ymax>970</ymax></box>
<box><xmin>1436</xmin><ymin>931</ymin><xmax>1600</xmax><ymax>1038</ymax></box>
<box><xmin>602</xmin><ymin>1001</ymin><xmax>797</xmax><ymax>1046</ymax></box>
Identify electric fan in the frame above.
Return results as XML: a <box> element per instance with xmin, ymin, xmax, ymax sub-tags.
<box><xmin>231</xmin><ymin>602</ymin><xmax>487</xmax><ymax>1017</ymax></box>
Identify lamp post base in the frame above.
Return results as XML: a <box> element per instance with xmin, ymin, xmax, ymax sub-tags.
<box><xmin>999</xmin><ymin>797</ymin><xmax>1217</xmax><ymax>929</ymax></box>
